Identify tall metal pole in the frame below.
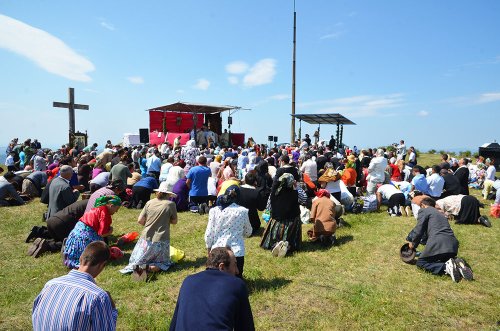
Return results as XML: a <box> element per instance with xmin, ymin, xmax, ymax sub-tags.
<box><xmin>291</xmin><ymin>1</ymin><xmax>297</xmax><ymax>144</ymax></box>
<box><xmin>68</xmin><ymin>87</ymin><xmax>75</xmax><ymax>147</ymax></box>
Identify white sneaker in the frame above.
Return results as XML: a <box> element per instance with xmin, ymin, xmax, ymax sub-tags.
<box><xmin>277</xmin><ymin>241</ymin><xmax>289</xmax><ymax>257</ymax></box>
<box><xmin>405</xmin><ymin>206</ymin><xmax>412</xmax><ymax>217</ymax></box>
<box><xmin>444</xmin><ymin>258</ymin><xmax>461</xmax><ymax>283</ymax></box>
<box><xmin>272</xmin><ymin>241</ymin><xmax>284</xmax><ymax>257</ymax></box>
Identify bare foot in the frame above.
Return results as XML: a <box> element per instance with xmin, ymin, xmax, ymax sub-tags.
<box><xmin>148</xmin><ymin>265</ymin><xmax>160</xmax><ymax>273</ymax></box>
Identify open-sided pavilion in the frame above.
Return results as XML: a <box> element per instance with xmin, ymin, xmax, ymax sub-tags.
<box><xmin>291</xmin><ymin>113</ymin><xmax>356</xmax><ymax>148</ymax></box>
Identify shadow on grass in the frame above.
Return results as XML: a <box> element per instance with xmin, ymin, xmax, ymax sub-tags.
<box><xmin>300</xmin><ymin>234</ymin><xmax>354</xmax><ymax>252</ymax></box>
<box><xmin>108</xmin><ymin>253</ymin><xmax>131</xmax><ymax>267</ymax></box>
<box><xmin>170</xmin><ymin>256</ymin><xmax>207</xmax><ymax>271</ymax></box>
<box><xmin>245</xmin><ymin>277</ymin><xmax>292</xmax><ymax>294</ymax></box>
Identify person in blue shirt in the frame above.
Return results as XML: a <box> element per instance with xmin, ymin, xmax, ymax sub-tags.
<box><xmin>411</xmin><ymin>166</ymin><xmax>429</xmax><ymax>195</ymax></box>
<box><xmin>32</xmin><ymin>241</ymin><xmax>117</xmax><ymax>331</ymax></box>
<box><xmin>146</xmin><ymin>150</ymin><xmax>162</xmax><ymax>179</ymax></box>
<box><xmin>19</xmin><ymin>147</ymin><xmax>26</xmax><ymax>170</ymax></box>
<box><xmin>169</xmin><ymin>247</ymin><xmax>254</xmax><ymax>331</ymax></box>
<box><xmin>130</xmin><ymin>176</ymin><xmax>158</xmax><ymax>209</ymax></box>
<box><xmin>186</xmin><ymin>156</ymin><xmax>211</xmax><ymax>205</ymax></box>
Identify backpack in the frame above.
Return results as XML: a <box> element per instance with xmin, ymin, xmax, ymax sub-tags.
<box><xmin>361</xmin><ymin>194</ymin><xmax>378</xmax><ymax>212</ymax></box>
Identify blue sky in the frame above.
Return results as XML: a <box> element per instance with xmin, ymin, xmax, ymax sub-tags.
<box><xmin>0</xmin><ymin>1</ymin><xmax>499</xmax><ymax>151</ymax></box>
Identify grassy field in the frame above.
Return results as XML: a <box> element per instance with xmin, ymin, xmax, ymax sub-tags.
<box><xmin>0</xmin><ymin>156</ymin><xmax>499</xmax><ymax>330</ymax></box>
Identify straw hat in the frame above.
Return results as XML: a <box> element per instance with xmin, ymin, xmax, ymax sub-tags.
<box><xmin>154</xmin><ymin>182</ymin><xmax>177</xmax><ymax>197</ymax></box>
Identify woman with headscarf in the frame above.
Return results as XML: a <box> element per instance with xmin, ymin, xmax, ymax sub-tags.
<box><xmin>341</xmin><ymin>157</ymin><xmax>357</xmax><ymax>196</ymax></box>
<box><xmin>120</xmin><ymin>182</ymin><xmax>178</xmax><ymax>274</ymax></box>
<box><xmin>165</xmin><ymin>160</ymin><xmax>186</xmax><ymax>192</ymax></box>
<box><xmin>63</xmin><ymin>195</ymin><xmax>121</xmax><ymax>268</ymax></box>
<box><xmin>308</xmin><ymin>189</ymin><xmax>337</xmax><ymax>245</ymax></box>
<box><xmin>254</xmin><ymin>160</ymin><xmax>273</xmax><ymax>190</ymax></box>
<box><xmin>204</xmin><ymin>185</ymin><xmax>252</xmax><ymax>278</ymax></box>
<box><xmin>319</xmin><ymin>162</ymin><xmax>342</xmax><ymax>202</ymax></box>
<box><xmin>260</xmin><ymin>173</ymin><xmax>302</xmax><ymax>257</ymax></box>
<box><xmin>180</xmin><ymin>139</ymin><xmax>199</xmax><ymax>172</ymax></box>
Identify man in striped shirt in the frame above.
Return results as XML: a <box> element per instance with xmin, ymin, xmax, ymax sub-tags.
<box><xmin>32</xmin><ymin>241</ymin><xmax>117</xmax><ymax>330</ymax></box>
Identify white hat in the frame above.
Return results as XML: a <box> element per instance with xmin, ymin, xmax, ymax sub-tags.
<box><xmin>154</xmin><ymin>181</ymin><xmax>177</xmax><ymax>197</ymax></box>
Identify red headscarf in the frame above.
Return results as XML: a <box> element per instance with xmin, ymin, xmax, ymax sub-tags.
<box><xmin>315</xmin><ymin>189</ymin><xmax>331</xmax><ymax>198</ymax></box>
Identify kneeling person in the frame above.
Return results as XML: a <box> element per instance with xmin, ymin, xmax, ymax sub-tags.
<box><xmin>32</xmin><ymin>241</ymin><xmax>117</xmax><ymax>330</ymax></box>
<box><xmin>407</xmin><ymin>197</ymin><xmax>473</xmax><ymax>282</ymax></box>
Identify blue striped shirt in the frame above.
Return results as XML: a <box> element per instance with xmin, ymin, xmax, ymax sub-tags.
<box><xmin>32</xmin><ymin>270</ymin><xmax>117</xmax><ymax>331</ymax></box>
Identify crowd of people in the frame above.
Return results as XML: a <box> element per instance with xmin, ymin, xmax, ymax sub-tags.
<box><xmin>1</xmin><ymin>133</ymin><xmax>498</xmax><ymax>330</ymax></box>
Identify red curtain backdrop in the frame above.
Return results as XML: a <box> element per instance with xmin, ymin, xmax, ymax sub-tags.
<box><xmin>149</xmin><ymin>111</ymin><xmax>204</xmax><ymax>133</ymax></box>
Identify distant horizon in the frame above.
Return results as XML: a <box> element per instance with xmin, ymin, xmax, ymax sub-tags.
<box><xmin>1</xmin><ymin>2</ymin><xmax>499</xmax><ymax>154</ymax></box>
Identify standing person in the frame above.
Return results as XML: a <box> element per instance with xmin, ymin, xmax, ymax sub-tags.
<box><xmin>396</xmin><ymin>140</ymin><xmax>407</xmax><ymax>161</ymax></box>
<box><xmin>407</xmin><ymin>146</ymin><xmax>417</xmax><ymax>168</ymax></box>
<box><xmin>169</xmin><ymin>247</ymin><xmax>254</xmax><ymax>331</ymax></box>
<box><xmin>328</xmin><ymin>135</ymin><xmax>336</xmax><ymax>150</ymax></box>
<box><xmin>32</xmin><ymin>241</ymin><xmax>117</xmax><ymax>331</ymax></box>
<box><xmin>63</xmin><ymin>195</ymin><xmax>121</xmax><ymax>269</ymax></box>
<box><xmin>121</xmin><ymin>182</ymin><xmax>178</xmax><ymax>274</ymax></box>
<box><xmin>205</xmin><ymin>186</ymin><xmax>252</xmax><ymax>278</ymax></box>
<box><xmin>5</xmin><ymin>151</ymin><xmax>16</xmax><ymax>171</ymax></box>
<box><xmin>454</xmin><ymin>158</ymin><xmax>470</xmax><ymax>195</ymax></box>
<box><xmin>47</xmin><ymin>165</ymin><xmax>80</xmax><ymax>218</ymax></box>
<box><xmin>260</xmin><ymin>173</ymin><xmax>302</xmax><ymax>256</ymax></box>
<box><xmin>366</xmin><ymin>149</ymin><xmax>388</xmax><ymax>195</ymax></box>
<box><xmin>186</xmin><ymin>156</ymin><xmax>211</xmax><ymax>207</ymax></box>
<box><xmin>406</xmin><ymin>197</ymin><xmax>473</xmax><ymax>282</ymax></box>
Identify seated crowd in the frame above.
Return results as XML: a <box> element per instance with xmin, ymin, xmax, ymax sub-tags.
<box><xmin>2</xmin><ymin>134</ymin><xmax>498</xmax><ymax>330</ymax></box>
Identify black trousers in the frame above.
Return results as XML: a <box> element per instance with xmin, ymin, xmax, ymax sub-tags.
<box><xmin>236</xmin><ymin>256</ymin><xmax>245</xmax><ymax>278</ymax></box>
<box><xmin>130</xmin><ymin>186</ymin><xmax>152</xmax><ymax>209</ymax></box>
<box><xmin>190</xmin><ymin>196</ymin><xmax>208</xmax><ymax>205</ymax></box>
<box><xmin>416</xmin><ymin>252</ymin><xmax>456</xmax><ymax>275</ymax></box>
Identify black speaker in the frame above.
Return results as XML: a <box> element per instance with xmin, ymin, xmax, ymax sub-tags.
<box><xmin>273</xmin><ymin>136</ymin><xmax>278</xmax><ymax>142</ymax></box>
<box><xmin>139</xmin><ymin>128</ymin><xmax>149</xmax><ymax>144</ymax></box>
<box><xmin>268</xmin><ymin>136</ymin><xmax>273</xmax><ymax>141</ymax></box>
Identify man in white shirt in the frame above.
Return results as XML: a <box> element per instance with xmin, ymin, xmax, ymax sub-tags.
<box><xmin>376</xmin><ymin>184</ymin><xmax>406</xmax><ymax>216</ymax></box>
<box><xmin>427</xmin><ymin>165</ymin><xmax>445</xmax><ymax>198</ymax></box>
<box><xmin>367</xmin><ymin>149</ymin><xmax>388</xmax><ymax>194</ymax></box>
<box><xmin>300</xmin><ymin>155</ymin><xmax>317</xmax><ymax>182</ymax></box>
<box><xmin>396</xmin><ymin>140</ymin><xmax>407</xmax><ymax>161</ymax></box>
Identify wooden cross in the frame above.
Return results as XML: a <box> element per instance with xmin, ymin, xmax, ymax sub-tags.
<box><xmin>53</xmin><ymin>87</ymin><xmax>89</xmax><ymax>147</ymax></box>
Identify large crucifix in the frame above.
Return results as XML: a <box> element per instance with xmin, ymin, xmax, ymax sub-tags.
<box><xmin>53</xmin><ymin>87</ymin><xmax>89</xmax><ymax>147</ymax></box>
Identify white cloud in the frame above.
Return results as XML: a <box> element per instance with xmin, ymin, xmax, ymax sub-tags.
<box><xmin>298</xmin><ymin>94</ymin><xmax>405</xmax><ymax>118</ymax></box>
<box><xmin>127</xmin><ymin>76</ymin><xmax>144</xmax><ymax>84</ymax></box>
<box><xmin>444</xmin><ymin>91</ymin><xmax>500</xmax><ymax>105</ymax></box>
<box><xmin>225</xmin><ymin>61</ymin><xmax>249</xmax><ymax>74</ymax></box>
<box><xmin>418</xmin><ymin>110</ymin><xmax>429</xmax><ymax>117</ymax></box>
<box><xmin>100</xmin><ymin>21</ymin><xmax>115</xmax><ymax>31</ymax></box>
<box><xmin>193</xmin><ymin>78</ymin><xmax>210</xmax><ymax>90</ymax></box>
<box><xmin>0</xmin><ymin>14</ymin><xmax>95</xmax><ymax>82</ymax></box>
<box><xmin>227</xmin><ymin>76</ymin><xmax>239</xmax><ymax>85</ymax></box>
<box><xmin>243</xmin><ymin>59</ymin><xmax>277</xmax><ymax>87</ymax></box>
<box><xmin>320</xmin><ymin>31</ymin><xmax>343</xmax><ymax>40</ymax></box>
<box><xmin>477</xmin><ymin>92</ymin><xmax>500</xmax><ymax>104</ymax></box>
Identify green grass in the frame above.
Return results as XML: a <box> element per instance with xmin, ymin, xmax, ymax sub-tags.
<box><xmin>0</xmin><ymin>158</ymin><xmax>499</xmax><ymax>330</ymax></box>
